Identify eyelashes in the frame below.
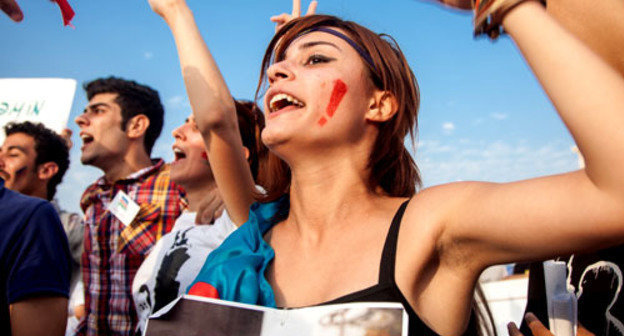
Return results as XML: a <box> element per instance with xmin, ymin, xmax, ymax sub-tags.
<box><xmin>305</xmin><ymin>54</ymin><xmax>334</xmax><ymax>66</ymax></box>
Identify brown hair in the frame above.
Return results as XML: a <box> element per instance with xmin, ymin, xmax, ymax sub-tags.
<box><xmin>234</xmin><ymin>100</ymin><xmax>267</xmax><ymax>182</ymax></box>
<box><xmin>255</xmin><ymin>15</ymin><xmax>421</xmax><ymax>202</ymax></box>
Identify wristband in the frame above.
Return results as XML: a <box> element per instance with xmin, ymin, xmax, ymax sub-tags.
<box><xmin>473</xmin><ymin>0</ymin><xmax>546</xmax><ymax>39</ymax></box>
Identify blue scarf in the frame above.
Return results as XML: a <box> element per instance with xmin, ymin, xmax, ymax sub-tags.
<box><xmin>186</xmin><ymin>197</ymin><xmax>288</xmax><ymax>307</ymax></box>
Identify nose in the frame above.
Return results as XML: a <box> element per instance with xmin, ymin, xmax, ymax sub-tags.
<box><xmin>172</xmin><ymin>124</ymin><xmax>185</xmax><ymax>141</ymax></box>
<box><xmin>267</xmin><ymin>60</ymin><xmax>294</xmax><ymax>84</ymax></box>
<box><xmin>75</xmin><ymin>112</ymin><xmax>89</xmax><ymax>127</ymax></box>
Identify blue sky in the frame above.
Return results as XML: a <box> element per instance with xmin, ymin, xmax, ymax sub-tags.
<box><xmin>1</xmin><ymin>0</ymin><xmax>578</xmax><ymax>213</ymax></box>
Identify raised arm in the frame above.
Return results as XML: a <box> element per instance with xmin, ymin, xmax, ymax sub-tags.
<box><xmin>397</xmin><ymin>3</ymin><xmax>624</xmax><ymax>334</ymax></box>
<box><xmin>426</xmin><ymin>1</ymin><xmax>624</xmax><ymax>273</ymax></box>
<box><xmin>148</xmin><ymin>0</ymin><xmax>256</xmax><ymax>225</ymax></box>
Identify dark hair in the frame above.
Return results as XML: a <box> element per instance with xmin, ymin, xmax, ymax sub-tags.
<box><xmin>4</xmin><ymin>121</ymin><xmax>70</xmax><ymax>200</ymax></box>
<box><xmin>84</xmin><ymin>76</ymin><xmax>164</xmax><ymax>155</ymax></box>
<box><xmin>255</xmin><ymin>15</ymin><xmax>421</xmax><ymax>202</ymax></box>
<box><xmin>234</xmin><ymin>100</ymin><xmax>267</xmax><ymax>182</ymax></box>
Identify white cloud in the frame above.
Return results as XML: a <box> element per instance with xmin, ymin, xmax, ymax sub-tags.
<box><xmin>490</xmin><ymin>112</ymin><xmax>508</xmax><ymax>120</ymax></box>
<box><xmin>442</xmin><ymin>122</ymin><xmax>455</xmax><ymax>135</ymax></box>
<box><xmin>413</xmin><ymin>138</ymin><xmax>578</xmax><ymax>188</ymax></box>
<box><xmin>143</xmin><ymin>51</ymin><xmax>154</xmax><ymax>60</ymax></box>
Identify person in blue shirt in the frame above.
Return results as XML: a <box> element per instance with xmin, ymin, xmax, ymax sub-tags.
<box><xmin>0</xmin><ymin>159</ymin><xmax>71</xmax><ymax>334</ymax></box>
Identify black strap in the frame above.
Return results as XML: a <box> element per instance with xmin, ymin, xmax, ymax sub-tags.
<box><xmin>378</xmin><ymin>199</ymin><xmax>411</xmax><ymax>284</ymax></box>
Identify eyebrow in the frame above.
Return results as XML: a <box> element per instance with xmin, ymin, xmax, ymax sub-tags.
<box><xmin>83</xmin><ymin>102</ymin><xmax>110</xmax><ymax>113</ymax></box>
<box><xmin>298</xmin><ymin>41</ymin><xmax>342</xmax><ymax>52</ymax></box>
<box><xmin>6</xmin><ymin>145</ymin><xmax>27</xmax><ymax>153</ymax></box>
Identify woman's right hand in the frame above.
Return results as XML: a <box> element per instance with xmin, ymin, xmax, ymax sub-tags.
<box><xmin>270</xmin><ymin>0</ymin><xmax>318</xmax><ymax>33</ymax></box>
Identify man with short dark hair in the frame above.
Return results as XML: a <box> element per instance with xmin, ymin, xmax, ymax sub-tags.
<box><xmin>74</xmin><ymin>77</ymin><xmax>185</xmax><ymax>336</ymax></box>
<box><xmin>1</xmin><ymin>121</ymin><xmax>70</xmax><ymax>201</ymax></box>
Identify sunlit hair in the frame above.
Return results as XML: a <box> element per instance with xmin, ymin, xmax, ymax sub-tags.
<box><xmin>234</xmin><ymin>100</ymin><xmax>267</xmax><ymax>182</ymax></box>
<box><xmin>254</xmin><ymin>15</ymin><xmax>421</xmax><ymax>202</ymax></box>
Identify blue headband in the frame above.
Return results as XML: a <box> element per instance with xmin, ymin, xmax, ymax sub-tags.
<box><xmin>299</xmin><ymin>27</ymin><xmax>379</xmax><ymax>74</ymax></box>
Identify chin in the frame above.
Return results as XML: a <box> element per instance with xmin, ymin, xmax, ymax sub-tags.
<box><xmin>80</xmin><ymin>156</ymin><xmax>94</xmax><ymax>165</ymax></box>
<box><xmin>260</xmin><ymin>127</ymin><xmax>291</xmax><ymax>149</ymax></box>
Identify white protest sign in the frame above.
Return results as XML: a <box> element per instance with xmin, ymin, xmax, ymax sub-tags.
<box><xmin>0</xmin><ymin>78</ymin><xmax>77</xmax><ymax>144</ymax></box>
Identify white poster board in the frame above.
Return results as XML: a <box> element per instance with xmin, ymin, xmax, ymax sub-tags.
<box><xmin>0</xmin><ymin>78</ymin><xmax>77</xmax><ymax>144</ymax></box>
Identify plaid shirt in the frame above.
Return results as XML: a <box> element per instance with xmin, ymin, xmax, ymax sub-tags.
<box><xmin>75</xmin><ymin>159</ymin><xmax>186</xmax><ymax>336</ymax></box>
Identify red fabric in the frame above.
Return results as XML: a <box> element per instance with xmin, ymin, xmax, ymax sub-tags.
<box><xmin>188</xmin><ymin>282</ymin><xmax>220</xmax><ymax>299</ymax></box>
<box><xmin>53</xmin><ymin>0</ymin><xmax>75</xmax><ymax>26</ymax></box>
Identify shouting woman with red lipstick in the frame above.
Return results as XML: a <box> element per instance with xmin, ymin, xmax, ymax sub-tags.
<box><xmin>149</xmin><ymin>0</ymin><xmax>624</xmax><ymax>334</ymax></box>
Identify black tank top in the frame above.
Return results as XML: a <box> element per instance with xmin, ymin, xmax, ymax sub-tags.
<box><xmin>320</xmin><ymin>200</ymin><xmax>480</xmax><ymax>336</ymax></box>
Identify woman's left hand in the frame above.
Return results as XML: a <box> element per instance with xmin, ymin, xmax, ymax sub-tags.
<box><xmin>270</xmin><ymin>0</ymin><xmax>318</xmax><ymax>33</ymax></box>
<box><xmin>508</xmin><ymin>313</ymin><xmax>595</xmax><ymax>336</ymax></box>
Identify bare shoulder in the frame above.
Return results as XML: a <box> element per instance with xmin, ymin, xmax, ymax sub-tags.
<box><xmin>396</xmin><ymin>181</ymin><xmax>491</xmax><ymax>279</ymax></box>
<box><xmin>401</xmin><ymin>181</ymin><xmax>493</xmax><ymax>239</ymax></box>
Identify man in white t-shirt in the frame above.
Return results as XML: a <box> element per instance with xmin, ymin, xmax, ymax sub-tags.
<box><xmin>132</xmin><ymin>100</ymin><xmax>265</xmax><ymax>334</ymax></box>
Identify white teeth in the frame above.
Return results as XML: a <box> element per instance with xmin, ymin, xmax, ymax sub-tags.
<box><xmin>172</xmin><ymin>148</ymin><xmax>183</xmax><ymax>154</ymax></box>
<box><xmin>269</xmin><ymin>93</ymin><xmax>304</xmax><ymax>112</ymax></box>
<box><xmin>80</xmin><ymin>134</ymin><xmax>93</xmax><ymax>141</ymax></box>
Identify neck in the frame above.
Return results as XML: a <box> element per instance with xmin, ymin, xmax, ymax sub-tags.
<box><xmin>102</xmin><ymin>148</ymin><xmax>153</xmax><ymax>182</ymax></box>
<box><xmin>286</xmin><ymin>151</ymin><xmax>378</xmax><ymax>235</ymax></box>
<box><xmin>30</xmin><ymin>188</ymin><xmax>48</xmax><ymax>200</ymax></box>
<box><xmin>181</xmin><ymin>179</ymin><xmax>217</xmax><ymax>212</ymax></box>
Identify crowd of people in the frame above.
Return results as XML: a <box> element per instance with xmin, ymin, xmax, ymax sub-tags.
<box><xmin>2</xmin><ymin>0</ymin><xmax>624</xmax><ymax>335</ymax></box>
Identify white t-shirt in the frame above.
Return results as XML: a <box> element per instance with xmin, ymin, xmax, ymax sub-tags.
<box><xmin>132</xmin><ymin>210</ymin><xmax>237</xmax><ymax>334</ymax></box>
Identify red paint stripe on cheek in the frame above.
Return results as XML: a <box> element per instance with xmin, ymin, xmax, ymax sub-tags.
<box><xmin>326</xmin><ymin>80</ymin><xmax>348</xmax><ymax>118</ymax></box>
<box><xmin>318</xmin><ymin>117</ymin><xmax>328</xmax><ymax>126</ymax></box>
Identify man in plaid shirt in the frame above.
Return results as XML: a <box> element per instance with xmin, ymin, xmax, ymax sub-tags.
<box><xmin>74</xmin><ymin>77</ymin><xmax>186</xmax><ymax>336</ymax></box>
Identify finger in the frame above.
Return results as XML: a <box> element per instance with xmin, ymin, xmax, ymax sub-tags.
<box><xmin>305</xmin><ymin>0</ymin><xmax>318</xmax><ymax>16</ymax></box>
<box><xmin>196</xmin><ymin>209</ymin><xmax>214</xmax><ymax>225</ymax></box>
<box><xmin>214</xmin><ymin>205</ymin><xmax>225</xmax><ymax>220</ymax></box>
<box><xmin>0</xmin><ymin>0</ymin><xmax>24</xmax><ymax>22</ymax></box>
<box><xmin>507</xmin><ymin>322</ymin><xmax>524</xmax><ymax>336</ymax></box>
<box><xmin>292</xmin><ymin>0</ymin><xmax>301</xmax><ymax>17</ymax></box>
<box><xmin>270</xmin><ymin>13</ymin><xmax>290</xmax><ymax>23</ymax></box>
<box><xmin>525</xmin><ymin>313</ymin><xmax>552</xmax><ymax>336</ymax></box>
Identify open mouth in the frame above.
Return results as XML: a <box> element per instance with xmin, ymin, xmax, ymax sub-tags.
<box><xmin>80</xmin><ymin>133</ymin><xmax>94</xmax><ymax>146</ymax></box>
<box><xmin>173</xmin><ymin>147</ymin><xmax>186</xmax><ymax>161</ymax></box>
<box><xmin>268</xmin><ymin>93</ymin><xmax>305</xmax><ymax>114</ymax></box>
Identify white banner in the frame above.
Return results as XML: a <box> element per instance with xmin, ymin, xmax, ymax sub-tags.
<box><xmin>0</xmin><ymin>78</ymin><xmax>77</xmax><ymax>143</ymax></box>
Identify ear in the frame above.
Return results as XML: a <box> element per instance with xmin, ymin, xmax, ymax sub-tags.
<box><xmin>242</xmin><ymin>147</ymin><xmax>250</xmax><ymax>161</ymax></box>
<box><xmin>37</xmin><ymin>162</ymin><xmax>59</xmax><ymax>182</ymax></box>
<box><xmin>365</xmin><ymin>90</ymin><xmax>399</xmax><ymax>122</ymax></box>
<box><xmin>126</xmin><ymin>114</ymin><xmax>150</xmax><ymax>140</ymax></box>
